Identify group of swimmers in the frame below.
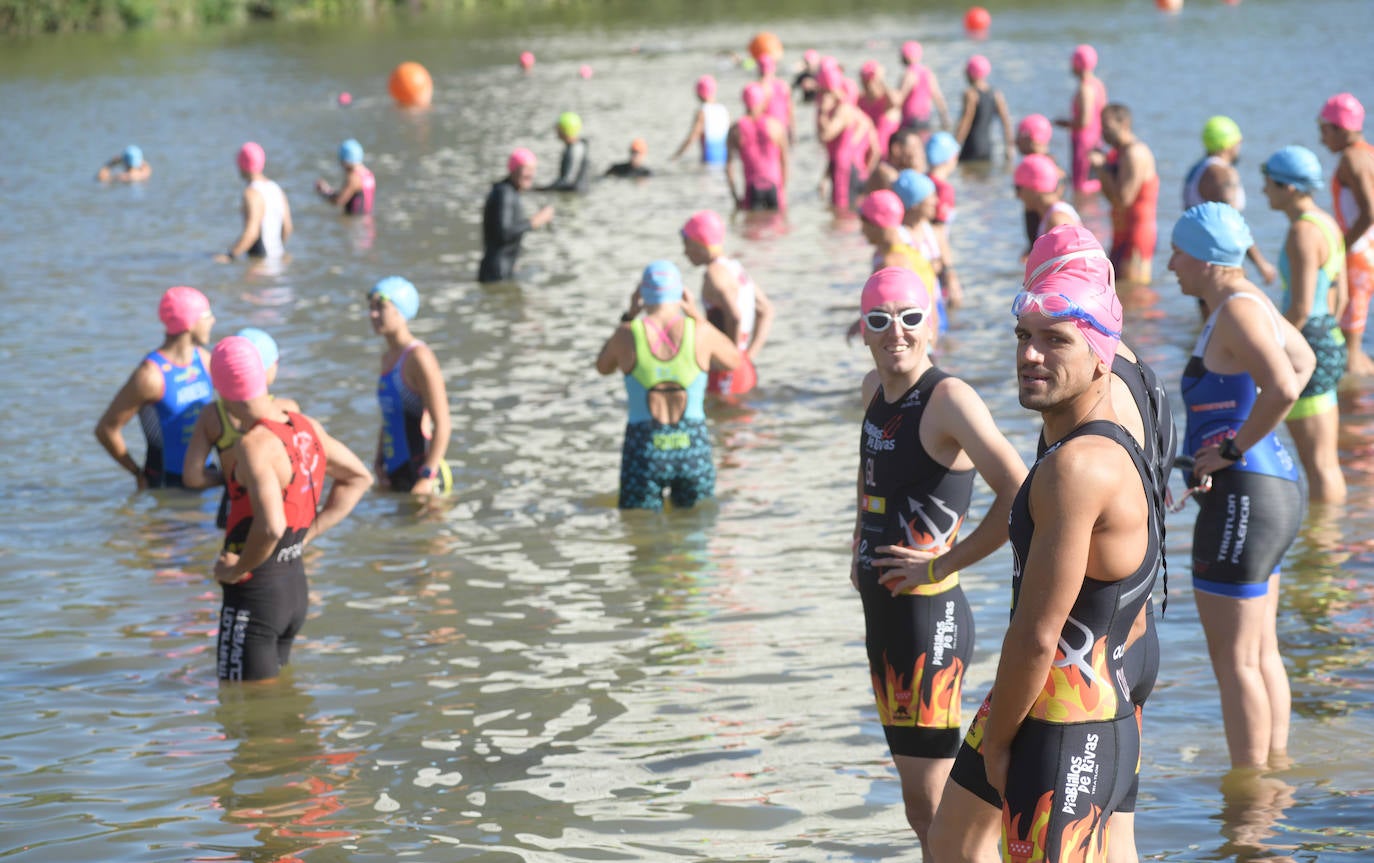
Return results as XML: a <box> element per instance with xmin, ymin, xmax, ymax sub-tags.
<box><xmin>90</xmin><ymin>27</ymin><xmax>1374</xmax><ymax>863</ymax></box>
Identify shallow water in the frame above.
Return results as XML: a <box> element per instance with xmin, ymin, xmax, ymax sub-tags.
<box><xmin>2</xmin><ymin>0</ymin><xmax>1374</xmax><ymax>860</ymax></box>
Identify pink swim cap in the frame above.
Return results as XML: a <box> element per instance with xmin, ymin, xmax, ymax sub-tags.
<box><xmin>860</xmin><ymin>189</ymin><xmax>906</xmax><ymax>228</ymax></box>
<box><xmin>1320</xmin><ymin>93</ymin><xmax>1365</xmax><ymax>131</ymax></box>
<box><xmin>211</xmin><ymin>335</ymin><xmax>268</xmax><ymax>402</ymax></box>
<box><xmin>901</xmin><ymin>41</ymin><xmax>923</xmax><ymax>63</ymax></box>
<box><xmin>507</xmin><ymin>147</ymin><xmax>536</xmax><ymax>174</ymax></box>
<box><xmin>860</xmin><ymin>60</ymin><xmax>879</xmax><ymax>82</ymax></box>
<box><xmin>682</xmin><ymin>209</ymin><xmax>725</xmax><ymax>248</ymax></box>
<box><xmin>1014</xmin><ymin>154</ymin><xmax>1061</xmax><ymax>193</ymax></box>
<box><xmin>966</xmin><ymin>55</ymin><xmax>991</xmax><ymax>80</ymax></box>
<box><xmin>236</xmin><ymin>142</ymin><xmax>265</xmax><ymax>174</ymax></box>
<box><xmin>817</xmin><ymin>59</ymin><xmax>843</xmax><ymax>94</ymax></box>
<box><xmin>1071</xmin><ymin>44</ymin><xmax>1098</xmax><ymax>73</ymax></box>
<box><xmin>1020</xmin><ymin>225</ymin><xmax>1121</xmax><ymax>366</ymax></box>
<box><xmin>696</xmin><ymin>74</ymin><xmax>717</xmax><ymax>100</ymax></box>
<box><xmin>840</xmin><ymin>77</ymin><xmax>859</xmax><ymax>104</ymax></box>
<box><xmin>804</xmin><ymin>49</ymin><xmax>820</xmax><ymax>66</ymax></box>
<box><xmin>1017</xmin><ymin>113</ymin><xmax>1053</xmax><ymax>145</ymax></box>
<box><xmin>862</xmin><ymin>266</ymin><xmax>932</xmax><ymax>315</ymax></box>
<box><xmin>743</xmin><ymin>83</ymin><xmax>768</xmax><ymax>111</ymax></box>
<box><xmin>758</xmin><ymin>53</ymin><xmax>777</xmax><ymax>74</ymax></box>
<box><xmin>158</xmin><ymin>286</ymin><xmax>210</xmax><ymax>334</ymax></box>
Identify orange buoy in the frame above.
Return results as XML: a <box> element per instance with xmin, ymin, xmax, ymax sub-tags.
<box><xmin>519</xmin><ymin>51</ymin><xmax>535</xmax><ymax>71</ymax></box>
<box><xmin>749</xmin><ymin>32</ymin><xmax>782</xmax><ymax>61</ymax></box>
<box><xmin>389</xmin><ymin>61</ymin><xmax>433</xmax><ymax>108</ymax></box>
<box><xmin>963</xmin><ymin>6</ymin><xmax>991</xmax><ymax>32</ymax></box>
<box><xmin>1155</xmin><ymin>0</ymin><xmax>1183</xmax><ymax>10</ymax></box>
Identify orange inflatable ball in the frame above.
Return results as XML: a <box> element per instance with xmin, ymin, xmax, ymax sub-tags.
<box><xmin>389</xmin><ymin>61</ymin><xmax>433</xmax><ymax>108</ymax></box>
<box><xmin>963</xmin><ymin>6</ymin><xmax>991</xmax><ymax>32</ymax></box>
<box><xmin>1155</xmin><ymin>0</ymin><xmax>1183</xmax><ymax>10</ymax></box>
<box><xmin>749</xmin><ymin>31</ymin><xmax>782</xmax><ymax>61</ymax></box>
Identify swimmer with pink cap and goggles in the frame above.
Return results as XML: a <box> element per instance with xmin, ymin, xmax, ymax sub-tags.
<box><xmin>1012</xmin><ymin>224</ymin><xmax>1123</xmax><ymax>368</ymax></box>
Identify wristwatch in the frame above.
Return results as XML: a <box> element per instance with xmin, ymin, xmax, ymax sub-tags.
<box><xmin>1218</xmin><ymin>437</ymin><xmax>1244</xmax><ymax>462</ymax></box>
<box><xmin>417</xmin><ymin>465</ymin><xmax>436</xmax><ymax>479</ymax></box>
<box><xmin>620</xmin><ymin>312</ymin><xmax>636</xmax><ymax>323</ymax></box>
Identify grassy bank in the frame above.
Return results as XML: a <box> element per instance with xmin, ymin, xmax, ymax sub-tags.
<box><xmin>0</xmin><ymin>0</ymin><xmax>429</xmax><ymax>34</ymax></box>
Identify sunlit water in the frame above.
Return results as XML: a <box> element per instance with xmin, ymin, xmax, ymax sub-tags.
<box><xmin>2</xmin><ymin>1</ymin><xmax>1373</xmax><ymax>860</ymax></box>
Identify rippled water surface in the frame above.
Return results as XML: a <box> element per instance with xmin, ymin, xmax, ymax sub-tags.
<box><xmin>3</xmin><ymin>1</ymin><xmax>1374</xmax><ymax>860</ymax></box>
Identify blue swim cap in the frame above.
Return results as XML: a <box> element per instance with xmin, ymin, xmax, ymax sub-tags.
<box><xmin>926</xmin><ymin>132</ymin><xmax>959</xmax><ymax>167</ymax></box>
<box><xmin>370</xmin><ymin>276</ymin><xmax>420</xmax><ymax>320</ymax></box>
<box><xmin>236</xmin><ymin>327</ymin><xmax>280</xmax><ymax>370</ymax></box>
<box><xmin>1262</xmin><ymin>145</ymin><xmax>1323</xmax><ymax>195</ymax></box>
<box><xmin>123</xmin><ymin>145</ymin><xmax>143</xmax><ymax>169</ymax></box>
<box><xmin>892</xmin><ymin>169</ymin><xmax>936</xmax><ymax>209</ymax></box>
<box><xmin>638</xmin><ymin>260</ymin><xmax>684</xmax><ymax>306</ymax></box>
<box><xmin>1172</xmin><ymin>202</ymin><xmax>1253</xmax><ymax>268</ymax></box>
<box><xmin>339</xmin><ymin>138</ymin><xmax>364</xmax><ymax>165</ymax></box>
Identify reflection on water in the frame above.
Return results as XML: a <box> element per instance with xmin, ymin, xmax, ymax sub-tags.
<box><xmin>3</xmin><ymin>0</ymin><xmax>1374</xmax><ymax>860</ymax></box>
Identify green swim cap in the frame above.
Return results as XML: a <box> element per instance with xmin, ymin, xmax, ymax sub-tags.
<box><xmin>557</xmin><ymin>111</ymin><xmax>583</xmax><ymax>138</ymax></box>
<box><xmin>1202</xmin><ymin>116</ymin><xmax>1242</xmax><ymax>154</ymax></box>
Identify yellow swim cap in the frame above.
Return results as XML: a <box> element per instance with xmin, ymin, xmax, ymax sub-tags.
<box><xmin>557</xmin><ymin>111</ymin><xmax>583</xmax><ymax>138</ymax></box>
<box><xmin>1202</xmin><ymin>116</ymin><xmax>1241</xmax><ymax>154</ymax></box>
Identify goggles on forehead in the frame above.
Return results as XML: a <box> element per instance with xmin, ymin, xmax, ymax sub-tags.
<box><xmin>864</xmin><ymin>306</ymin><xmax>929</xmax><ymax>333</ymax></box>
<box><xmin>1010</xmin><ymin>291</ymin><xmax>1122</xmax><ymax>339</ymax></box>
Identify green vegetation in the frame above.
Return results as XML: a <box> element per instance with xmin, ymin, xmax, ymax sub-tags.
<box><xmin>0</xmin><ymin>0</ymin><xmax>409</xmax><ymax>34</ymax></box>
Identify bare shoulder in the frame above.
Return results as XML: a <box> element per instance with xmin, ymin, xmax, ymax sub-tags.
<box><xmin>1038</xmin><ymin>431</ymin><xmax>1132</xmax><ymax>492</ymax></box>
<box><xmin>860</xmin><ymin>368</ymin><xmax>881</xmax><ymax>404</ymax></box>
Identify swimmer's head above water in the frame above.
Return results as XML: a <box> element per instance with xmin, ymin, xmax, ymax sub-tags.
<box><xmin>696</xmin><ymin>74</ymin><xmax>717</xmax><ymax>101</ymax></box>
<box><xmin>123</xmin><ymin>145</ymin><xmax>143</xmax><ymax>170</ymax></box>
<box><xmin>211</xmin><ymin>335</ymin><xmax>268</xmax><ymax>402</ymax></box>
<box><xmin>369</xmin><ymin>276</ymin><xmax>420</xmax><ymax>321</ymax></box>
<box><xmin>1016</xmin><ymin>225</ymin><xmax>1122</xmax><ymax>367</ymax></box>
<box><xmin>1201</xmin><ymin>116</ymin><xmax>1242</xmax><ymax>155</ymax></box>
<box><xmin>556</xmin><ymin>112</ymin><xmax>583</xmax><ymax>141</ymax></box>
<box><xmin>1071</xmin><ymin>44</ymin><xmax>1097</xmax><ymax>74</ymax></box>
<box><xmin>1261</xmin><ymin>145</ymin><xmax>1323</xmax><ymax>195</ymax></box>
<box><xmin>638</xmin><ymin>260</ymin><xmax>684</xmax><ymax>306</ymax></box>
<box><xmin>1172</xmin><ymin>201</ymin><xmax>1253</xmax><ymax>269</ymax></box>
<box><xmin>236</xmin><ymin>141</ymin><xmax>266</xmax><ymax>176</ymax></box>
<box><xmin>681</xmin><ymin>210</ymin><xmax>725</xmax><ymax>263</ymax></box>
<box><xmin>507</xmin><ymin>147</ymin><xmax>537</xmax><ymax>189</ymax></box>
<box><xmin>159</xmin><ymin>286</ymin><xmax>212</xmax><ymax>336</ymax></box>
<box><xmin>338</xmin><ymin>138</ymin><xmax>364</xmax><ymax>165</ymax></box>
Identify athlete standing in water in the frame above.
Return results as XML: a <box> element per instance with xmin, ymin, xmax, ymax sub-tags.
<box><xmin>1015</xmin><ymin>153</ymin><xmax>1081</xmax><ymax>244</ymax></box>
<box><xmin>1092</xmin><ymin>104</ymin><xmax>1159</xmax><ymax>285</ymax></box>
<box><xmin>1172</xmin><ymin>202</ymin><xmax>1313</xmax><ymax>769</ymax></box>
<box><xmin>96</xmin><ymin>286</ymin><xmax>215</xmax><ymax>489</ymax></box>
<box><xmin>538</xmin><ymin>112</ymin><xmax>592</xmax><ymax>193</ymax></box>
<box><xmin>680</xmin><ymin>210</ymin><xmax>774</xmax><ymax>397</ymax></box>
<box><xmin>852</xmin><ymin>266</ymin><xmax>1025</xmax><ymax>858</ymax></box>
<box><xmin>953</xmin><ymin>55</ymin><xmax>1013</xmax><ymax>164</ymax></box>
<box><xmin>928</xmin><ymin>228</ymin><xmax>1173</xmax><ymax>863</ymax></box>
<box><xmin>727</xmin><ymin>83</ymin><xmax>789</xmax><ymax>211</ymax></box>
<box><xmin>1263</xmin><ymin>145</ymin><xmax>1349</xmax><ymax>505</ymax></box>
<box><xmin>216</xmin><ymin>142</ymin><xmax>291</xmax><ymax>263</ymax></box>
<box><xmin>315</xmin><ymin>138</ymin><xmax>375</xmax><ymax>215</ymax></box>
<box><xmin>479</xmin><ymin>148</ymin><xmax>555</xmax><ymax>283</ymax></box>
<box><xmin>1181</xmin><ymin>117</ymin><xmax>1276</xmax><ymax>284</ymax></box>
<box><xmin>1056</xmin><ymin>45</ymin><xmax>1106</xmax><ymax>194</ymax></box>
<box><xmin>895</xmin><ymin>41</ymin><xmax>950</xmax><ymax>134</ymax></box>
<box><xmin>671</xmin><ymin>75</ymin><xmax>731</xmax><ymax>168</ymax></box>
<box><xmin>864</xmin><ymin>127</ymin><xmax>929</xmax><ymax>197</ymax></box>
<box><xmin>369</xmin><ymin>277</ymin><xmax>453</xmax><ymax>495</ymax></box>
<box><xmin>933</xmin><ymin>225</ymin><xmax>1159</xmax><ymax>863</ymax></box>
<box><xmin>210</xmin><ymin>336</ymin><xmax>372</xmax><ymax>682</ymax></box>
<box><xmin>596</xmin><ymin>261</ymin><xmax>741</xmax><ymax>510</ymax></box>
<box><xmin>1318</xmin><ymin>93</ymin><xmax>1374</xmax><ymax>376</ymax></box>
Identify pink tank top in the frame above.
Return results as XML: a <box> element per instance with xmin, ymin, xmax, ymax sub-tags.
<box><xmin>765</xmin><ymin>78</ymin><xmax>791</xmax><ymax>129</ymax></box>
<box><xmin>348</xmin><ymin>165</ymin><xmax>376</xmax><ymax>215</ymax></box>
<box><xmin>737</xmin><ymin>116</ymin><xmax>782</xmax><ymax>189</ymax></box>
<box><xmin>902</xmin><ymin>66</ymin><xmax>932</xmax><ymax>125</ymax></box>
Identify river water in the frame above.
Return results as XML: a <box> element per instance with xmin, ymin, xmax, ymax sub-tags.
<box><xmin>2</xmin><ymin>0</ymin><xmax>1373</xmax><ymax>860</ymax></box>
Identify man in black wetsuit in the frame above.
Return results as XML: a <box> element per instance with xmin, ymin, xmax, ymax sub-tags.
<box><xmin>605</xmin><ymin>138</ymin><xmax>652</xmax><ymax>179</ymax></box>
<box><xmin>479</xmin><ymin>148</ymin><xmax>554</xmax><ymax>284</ymax></box>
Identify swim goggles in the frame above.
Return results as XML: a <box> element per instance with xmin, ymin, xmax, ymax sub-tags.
<box><xmin>864</xmin><ymin>306</ymin><xmax>929</xmax><ymax>333</ymax></box>
<box><xmin>1010</xmin><ymin>291</ymin><xmax>1122</xmax><ymax>340</ymax></box>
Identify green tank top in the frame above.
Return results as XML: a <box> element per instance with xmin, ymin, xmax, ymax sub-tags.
<box><xmin>1280</xmin><ymin>211</ymin><xmax>1345</xmax><ymax>321</ymax></box>
<box><xmin>630</xmin><ymin>317</ymin><xmax>701</xmax><ymax>390</ymax></box>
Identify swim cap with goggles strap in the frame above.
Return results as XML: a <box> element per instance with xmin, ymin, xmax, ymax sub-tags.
<box><xmin>1013</xmin><ymin>225</ymin><xmax>1122</xmax><ymax>367</ymax></box>
<box><xmin>639</xmin><ymin>260</ymin><xmax>684</xmax><ymax>305</ymax></box>
<box><xmin>370</xmin><ymin>276</ymin><xmax>420</xmax><ymax>320</ymax></box>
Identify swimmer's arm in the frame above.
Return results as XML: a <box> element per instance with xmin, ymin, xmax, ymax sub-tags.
<box><xmin>816</xmin><ymin>105</ymin><xmax>845</xmax><ymax>143</ymax></box>
<box><xmin>953</xmin><ymin>89</ymin><xmax>976</xmax><ymax>146</ymax></box>
<box><xmin>216</xmin><ymin>432</ymin><xmax>288</xmax><ymax>583</ymax></box>
<box><xmin>725</xmin><ymin>127</ymin><xmax>743</xmax><ymax>206</ymax></box>
<box><xmin>930</xmin><ymin>71</ymin><xmax>951</xmax><ymax>129</ymax></box>
<box><xmin>935</xmin><ymin>223</ymin><xmax>963</xmax><ymax>306</ymax></box>
<box><xmin>994</xmin><ymin>90</ymin><xmax>1015</xmax><ymax>155</ymax></box>
<box><xmin>773</xmin><ymin>120</ymin><xmax>790</xmax><ymax>191</ymax></box>
<box><xmin>927</xmin><ymin>381</ymin><xmax>1027</xmax><ymax>581</ymax></box>
<box><xmin>496</xmin><ymin>185</ymin><xmax>533</xmax><ymax>240</ymax></box>
<box><xmin>672</xmin><ymin>108</ymin><xmax>706</xmax><ymax>161</ymax></box>
<box><xmin>1339</xmin><ymin>155</ymin><xmax>1374</xmax><ymax>248</ymax></box>
<box><xmin>280</xmin><ymin>191</ymin><xmax>293</xmax><ymax>242</ymax></box>
<box><xmin>1333</xmin><ymin>249</ymin><xmax>1350</xmax><ymax>322</ymax></box>
<box><xmin>406</xmin><ymin>344</ymin><xmax>450</xmax><ymax>486</ymax></box>
<box><xmin>182</xmin><ymin>407</ymin><xmax>222</xmax><ymax>489</ymax></box>
<box><xmin>124</xmin><ymin>163</ymin><xmax>151</xmax><ymax>182</ymax></box>
<box><xmin>1246</xmin><ymin>244</ymin><xmax>1276</xmax><ymax>285</ymax></box>
<box><xmin>1282</xmin><ymin>221</ymin><xmax>1321</xmax><ymax>326</ymax></box>
<box><xmin>332</xmin><ymin>172</ymin><xmax>363</xmax><ymax>213</ymax></box>
<box><xmin>862</xmin><ymin>120</ymin><xmax>881</xmax><ymax>175</ymax></box>
<box><xmin>227</xmin><ymin>186</ymin><xmax>264</xmax><ymax>258</ymax></box>
<box><xmin>700</xmin><ymin>318</ymin><xmax>742</xmax><ymax>372</ymax></box>
<box><xmin>595</xmin><ymin>325</ymin><xmax>635</xmax><ymax>375</ymax></box>
<box><xmin>747</xmin><ymin>282</ymin><xmax>775</xmax><ymax>360</ymax></box>
<box><xmin>1070</xmin><ymin>83</ymin><xmax>1089</xmax><ymax>131</ymax></box>
<box><xmin>981</xmin><ymin>446</ymin><xmax>1103</xmax><ymax>794</ymax></box>
<box><xmin>305</xmin><ymin>420</ymin><xmax>374</xmax><ymax>544</ymax></box>
<box><xmin>853</xmin><ymin>370</ymin><xmax>882</xmax><ymax>589</ymax></box>
<box><xmin>703</xmin><ymin>266</ymin><xmax>742</xmax><ymax>340</ymax></box>
<box><xmin>373</xmin><ymin>427</ymin><xmax>386</xmax><ymax>487</ymax></box>
<box><xmin>94</xmin><ymin>359</ymin><xmax>162</xmax><ymax>488</ymax></box>
<box><xmin>1094</xmin><ymin>155</ymin><xmax>1122</xmax><ymax>206</ymax></box>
